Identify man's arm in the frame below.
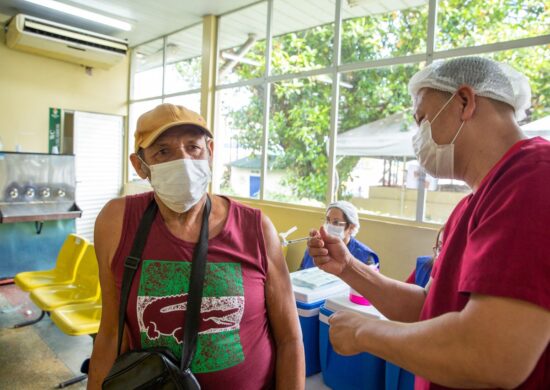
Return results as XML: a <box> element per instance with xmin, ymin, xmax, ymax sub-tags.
<box><xmin>262</xmin><ymin>214</ymin><xmax>305</xmax><ymax>390</ymax></box>
<box><xmin>87</xmin><ymin>198</ymin><xmax>126</xmax><ymax>390</ymax></box>
<box><xmin>329</xmin><ymin>294</ymin><xmax>550</xmax><ymax>388</ymax></box>
<box><xmin>308</xmin><ymin>227</ymin><xmax>428</xmax><ymax>322</ymax></box>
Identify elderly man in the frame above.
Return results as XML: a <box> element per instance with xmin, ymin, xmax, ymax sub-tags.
<box><xmin>88</xmin><ymin>104</ymin><xmax>304</xmax><ymax>389</ymax></box>
<box><xmin>308</xmin><ymin>57</ymin><xmax>550</xmax><ymax>389</ymax></box>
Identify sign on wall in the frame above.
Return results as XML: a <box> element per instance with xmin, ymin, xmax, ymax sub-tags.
<box><xmin>48</xmin><ymin>107</ymin><xmax>61</xmax><ymax>154</ymax></box>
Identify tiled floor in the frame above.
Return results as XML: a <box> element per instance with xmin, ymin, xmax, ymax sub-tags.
<box><xmin>0</xmin><ymin>283</ymin><xmax>329</xmax><ymax>389</ymax></box>
<box><xmin>0</xmin><ymin>283</ymin><xmax>92</xmax><ymax>389</ymax></box>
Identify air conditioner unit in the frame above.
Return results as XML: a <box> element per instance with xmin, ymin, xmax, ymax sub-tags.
<box><xmin>5</xmin><ymin>14</ymin><xmax>128</xmax><ymax>69</ymax></box>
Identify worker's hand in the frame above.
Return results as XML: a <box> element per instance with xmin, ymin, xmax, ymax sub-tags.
<box><xmin>307</xmin><ymin>225</ymin><xmax>353</xmax><ymax>276</ymax></box>
<box><xmin>328</xmin><ymin>310</ymin><xmax>375</xmax><ymax>356</ymax></box>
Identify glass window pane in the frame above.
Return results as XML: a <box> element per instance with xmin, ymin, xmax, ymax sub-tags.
<box><xmin>131</xmin><ymin>39</ymin><xmax>164</xmax><ymax>100</ymax></box>
<box><xmin>265</xmin><ymin>76</ymin><xmax>332</xmax><ymax>206</ymax></box>
<box><xmin>128</xmin><ymin>99</ymin><xmax>162</xmax><ymax>181</ymax></box>
<box><xmin>271</xmin><ymin>0</ymin><xmax>335</xmax><ymax>75</ymax></box>
<box><xmin>437</xmin><ymin>0</ymin><xmax>549</xmax><ymax>50</ymax></box>
<box><xmin>422</xmin><ymin>176</ymin><xmax>470</xmax><ymax>223</ymax></box>
<box><xmin>164</xmin><ymin>25</ymin><xmax>202</xmax><ymax>94</ymax></box>
<box><xmin>341</xmin><ymin>0</ymin><xmax>428</xmax><ymax>63</ymax></box>
<box><xmin>336</xmin><ymin>64</ymin><xmax>421</xmax><ymax>219</ymax></box>
<box><xmin>218</xmin><ymin>2</ymin><xmax>267</xmax><ymax>85</ymax></box>
<box><xmin>214</xmin><ymin>86</ymin><xmax>264</xmax><ymax>199</ymax></box>
<box><xmin>163</xmin><ymin>94</ymin><xmax>201</xmax><ymax>113</ymax></box>
<box><xmin>488</xmin><ymin>46</ymin><xmax>550</xmax><ymax>125</ymax></box>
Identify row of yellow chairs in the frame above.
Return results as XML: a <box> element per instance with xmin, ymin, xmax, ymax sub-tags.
<box><xmin>14</xmin><ymin>233</ymin><xmax>102</xmax><ymax>336</ymax></box>
<box><xmin>14</xmin><ymin>234</ymin><xmax>102</xmax><ymax>387</ymax></box>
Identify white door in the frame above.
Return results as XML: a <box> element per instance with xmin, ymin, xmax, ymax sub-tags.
<box><xmin>74</xmin><ymin>111</ymin><xmax>124</xmax><ymax>242</ymax></box>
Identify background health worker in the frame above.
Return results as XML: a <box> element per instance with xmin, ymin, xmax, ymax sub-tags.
<box><xmin>299</xmin><ymin>201</ymin><xmax>378</xmax><ymax>270</ymax></box>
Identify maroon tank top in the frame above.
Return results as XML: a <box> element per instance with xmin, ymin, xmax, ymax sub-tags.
<box><xmin>111</xmin><ymin>192</ymin><xmax>275</xmax><ymax>389</ymax></box>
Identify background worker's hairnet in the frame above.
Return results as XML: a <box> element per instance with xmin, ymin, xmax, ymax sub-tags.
<box><xmin>408</xmin><ymin>57</ymin><xmax>531</xmax><ymax>121</ymax></box>
<box><xmin>327</xmin><ymin>201</ymin><xmax>360</xmax><ymax>236</ymax></box>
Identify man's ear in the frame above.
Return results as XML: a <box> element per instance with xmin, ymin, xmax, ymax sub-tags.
<box><xmin>208</xmin><ymin>138</ymin><xmax>214</xmax><ymax>155</ymax></box>
<box><xmin>129</xmin><ymin>153</ymin><xmax>149</xmax><ymax>180</ymax></box>
<box><xmin>207</xmin><ymin>139</ymin><xmax>214</xmax><ymax>163</ymax></box>
<box><xmin>457</xmin><ymin>85</ymin><xmax>476</xmax><ymax>121</ymax></box>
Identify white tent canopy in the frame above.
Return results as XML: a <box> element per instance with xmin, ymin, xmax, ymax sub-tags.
<box><xmin>335</xmin><ymin>112</ymin><xmax>416</xmax><ymax>158</ymax></box>
<box><xmin>335</xmin><ymin>113</ymin><xmax>550</xmax><ymax>159</ymax></box>
<box><xmin>521</xmin><ymin>115</ymin><xmax>550</xmax><ymax>139</ymax></box>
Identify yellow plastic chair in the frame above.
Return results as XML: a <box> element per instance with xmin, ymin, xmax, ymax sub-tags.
<box><xmin>30</xmin><ymin>245</ymin><xmax>100</xmax><ymax>312</ymax></box>
<box><xmin>50</xmin><ymin>297</ymin><xmax>102</xmax><ymax>336</ymax></box>
<box><xmin>14</xmin><ymin>234</ymin><xmax>90</xmax><ymax>292</ymax></box>
<box><xmin>50</xmin><ymin>297</ymin><xmax>102</xmax><ymax>387</ymax></box>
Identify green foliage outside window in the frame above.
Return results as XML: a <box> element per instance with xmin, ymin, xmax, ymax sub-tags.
<box><xmin>215</xmin><ymin>0</ymin><xmax>549</xmax><ymax>203</ymax></box>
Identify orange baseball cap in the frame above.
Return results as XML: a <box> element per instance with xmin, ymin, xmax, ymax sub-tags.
<box><xmin>134</xmin><ymin>103</ymin><xmax>213</xmax><ymax>153</ymax></box>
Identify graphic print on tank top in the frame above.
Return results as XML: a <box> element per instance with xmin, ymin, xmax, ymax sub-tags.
<box><xmin>136</xmin><ymin>260</ymin><xmax>245</xmax><ymax>373</ymax></box>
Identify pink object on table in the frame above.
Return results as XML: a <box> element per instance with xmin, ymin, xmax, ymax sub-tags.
<box><xmin>349</xmin><ymin>290</ymin><xmax>371</xmax><ymax>305</ymax></box>
<box><xmin>349</xmin><ymin>264</ymin><xmax>378</xmax><ymax>305</ymax></box>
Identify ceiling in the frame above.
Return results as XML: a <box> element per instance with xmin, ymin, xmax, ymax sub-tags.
<box><xmin>0</xmin><ymin>0</ymin><xmax>426</xmax><ymax>72</ymax></box>
<box><xmin>0</xmin><ymin>0</ymin><xmax>426</xmax><ymax>49</ymax></box>
<box><xmin>130</xmin><ymin>0</ymin><xmax>425</xmax><ymax>70</ymax></box>
<box><xmin>0</xmin><ymin>0</ymin><xmax>259</xmax><ymax>46</ymax></box>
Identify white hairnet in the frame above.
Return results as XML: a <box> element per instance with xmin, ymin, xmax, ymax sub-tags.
<box><xmin>327</xmin><ymin>201</ymin><xmax>360</xmax><ymax>236</ymax></box>
<box><xmin>408</xmin><ymin>57</ymin><xmax>531</xmax><ymax>121</ymax></box>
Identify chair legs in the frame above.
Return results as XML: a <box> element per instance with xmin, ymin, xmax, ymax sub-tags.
<box><xmin>12</xmin><ymin>310</ymin><xmax>46</xmax><ymax>328</ymax></box>
<box><xmin>56</xmin><ymin>374</ymin><xmax>87</xmax><ymax>388</ymax></box>
<box><xmin>56</xmin><ymin>358</ymin><xmax>89</xmax><ymax>388</ymax></box>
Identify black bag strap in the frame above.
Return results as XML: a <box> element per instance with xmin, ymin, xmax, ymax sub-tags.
<box><xmin>116</xmin><ymin>196</ymin><xmax>211</xmax><ymax>372</ymax></box>
<box><xmin>181</xmin><ymin>195</ymin><xmax>211</xmax><ymax>370</ymax></box>
<box><xmin>116</xmin><ymin>199</ymin><xmax>158</xmax><ymax>356</ymax></box>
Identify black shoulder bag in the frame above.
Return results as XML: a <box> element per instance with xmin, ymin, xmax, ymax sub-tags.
<box><xmin>102</xmin><ymin>196</ymin><xmax>211</xmax><ymax>390</ymax></box>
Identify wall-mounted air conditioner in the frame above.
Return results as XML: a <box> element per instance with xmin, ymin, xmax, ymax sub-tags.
<box><xmin>5</xmin><ymin>14</ymin><xmax>128</xmax><ymax>69</ymax></box>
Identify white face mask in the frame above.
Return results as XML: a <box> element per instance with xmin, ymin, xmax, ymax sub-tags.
<box><xmin>324</xmin><ymin>223</ymin><xmax>345</xmax><ymax>239</ymax></box>
<box><xmin>141</xmin><ymin>157</ymin><xmax>211</xmax><ymax>213</ymax></box>
<box><xmin>412</xmin><ymin>93</ymin><xmax>465</xmax><ymax>179</ymax></box>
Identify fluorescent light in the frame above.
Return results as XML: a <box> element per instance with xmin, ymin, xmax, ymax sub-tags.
<box><xmin>23</xmin><ymin>0</ymin><xmax>132</xmax><ymax>31</ymax></box>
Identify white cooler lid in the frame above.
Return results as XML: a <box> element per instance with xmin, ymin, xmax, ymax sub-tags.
<box><xmin>291</xmin><ymin>268</ymin><xmax>349</xmax><ymax>303</ymax></box>
<box><xmin>324</xmin><ymin>294</ymin><xmax>388</xmax><ymax>320</ymax></box>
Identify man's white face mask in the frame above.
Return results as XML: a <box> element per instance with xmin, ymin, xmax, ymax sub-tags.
<box><xmin>140</xmin><ymin>157</ymin><xmax>211</xmax><ymax>213</ymax></box>
<box><xmin>412</xmin><ymin>93</ymin><xmax>465</xmax><ymax>179</ymax></box>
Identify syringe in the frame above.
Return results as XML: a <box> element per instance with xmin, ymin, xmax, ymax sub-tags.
<box><xmin>285</xmin><ymin>236</ymin><xmax>310</xmax><ymax>245</ymax></box>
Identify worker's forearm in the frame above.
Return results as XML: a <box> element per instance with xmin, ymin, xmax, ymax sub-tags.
<box><xmin>339</xmin><ymin>259</ymin><xmax>426</xmax><ymax>322</ymax></box>
<box><xmin>354</xmin><ymin>314</ymin><xmax>511</xmax><ymax>388</ymax></box>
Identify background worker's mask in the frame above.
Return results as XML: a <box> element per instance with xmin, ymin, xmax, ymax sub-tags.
<box><xmin>324</xmin><ymin>223</ymin><xmax>346</xmax><ymax>240</ymax></box>
<box><xmin>413</xmin><ymin>93</ymin><xmax>465</xmax><ymax>179</ymax></box>
<box><xmin>141</xmin><ymin>157</ymin><xmax>211</xmax><ymax>213</ymax></box>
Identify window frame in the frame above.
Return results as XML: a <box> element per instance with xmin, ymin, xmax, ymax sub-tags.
<box><xmin>129</xmin><ymin>0</ymin><xmax>550</xmax><ymax>223</ymax></box>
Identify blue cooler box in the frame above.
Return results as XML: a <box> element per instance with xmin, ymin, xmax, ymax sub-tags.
<box><xmin>384</xmin><ymin>255</ymin><xmax>432</xmax><ymax>390</ymax></box>
<box><xmin>319</xmin><ymin>295</ymin><xmax>386</xmax><ymax>389</ymax></box>
<box><xmin>386</xmin><ymin>361</ymin><xmax>414</xmax><ymax>390</ymax></box>
<box><xmin>291</xmin><ymin>269</ymin><xmax>349</xmax><ymax>376</ymax></box>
